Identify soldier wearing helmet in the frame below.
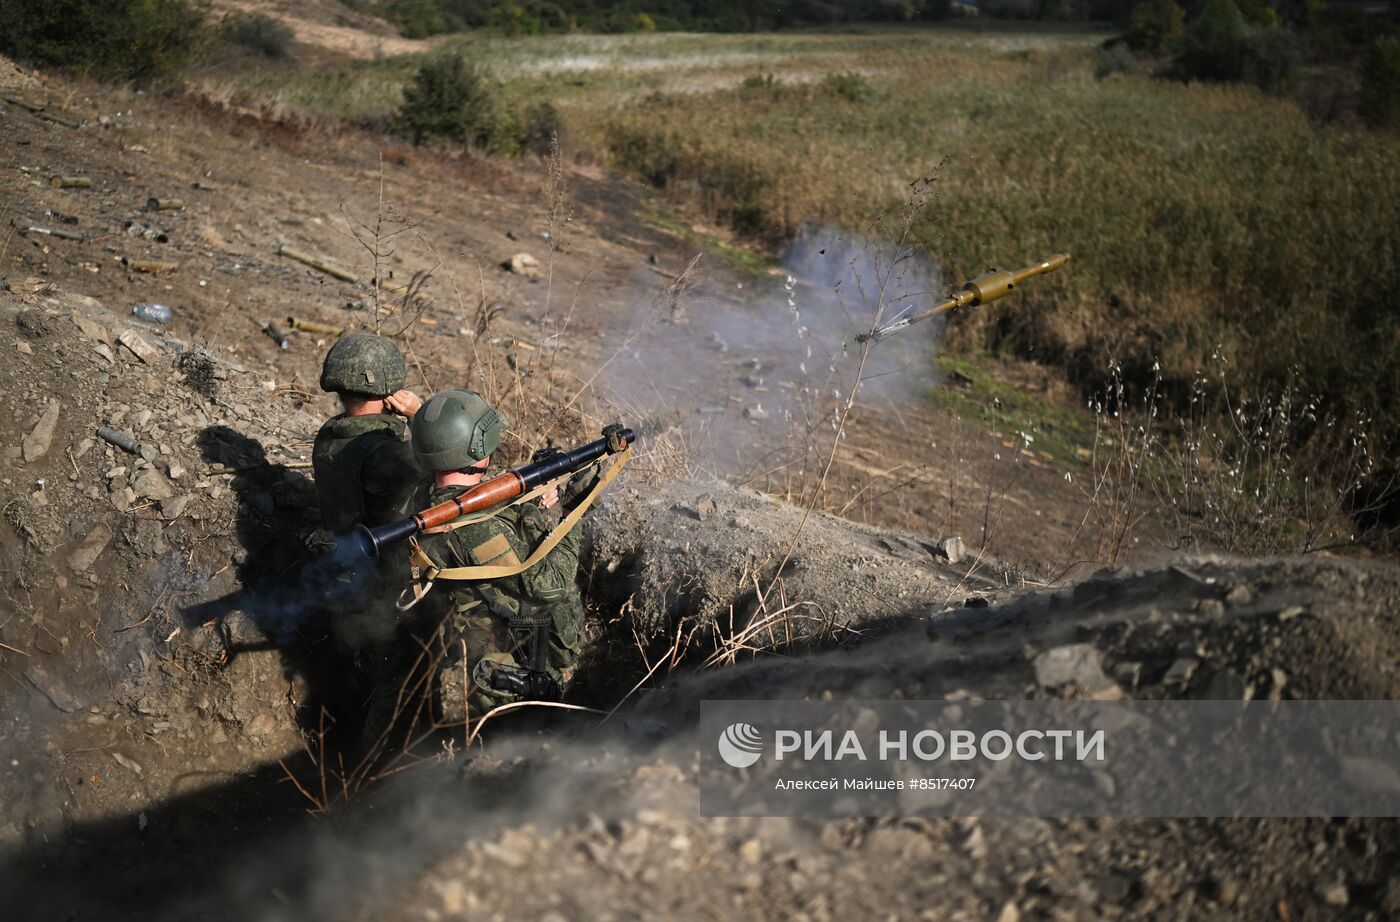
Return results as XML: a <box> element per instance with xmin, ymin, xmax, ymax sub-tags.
<box><xmin>408</xmin><ymin>389</ymin><xmax>587</xmax><ymax>716</ymax></box>
<box><xmin>312</xmin><ymin>333</ymin><xmax>424</xmax><ymax>535</ymax></box>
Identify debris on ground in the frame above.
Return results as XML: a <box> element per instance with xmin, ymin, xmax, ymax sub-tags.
<box><xmin>504</xmin><ymin>252</ymin><xmax>542</xmax><ymax>278</ymax></box>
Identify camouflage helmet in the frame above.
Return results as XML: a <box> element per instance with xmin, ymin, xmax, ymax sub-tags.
<box><xmin>319</xmin><ymin>333</ymin><xmax>406</xmax><ymax>398</ymax></box>
<box><xmin>411</xmin><ymin>389</ymin><xmax>508</xmax><ymax>472</ymax></box>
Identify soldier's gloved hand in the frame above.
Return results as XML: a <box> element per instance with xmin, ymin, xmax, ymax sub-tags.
<box><xmin>560</xmin><ymin>466</ymin><xmax>600</xmax><ymax>512</ymax></box>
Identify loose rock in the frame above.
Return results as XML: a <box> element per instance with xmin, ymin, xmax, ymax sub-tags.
<box><xmin>132</xmin><ymin>469</ymin><xmax>175</xmax><ymax>501</ymax></box>
<box><xmin>505</xmin><ymin>252</ymin><xmax>541</xmax><ymax>278</ymax></box>
<box><xmin>22</xmin><ymin>401</ymin><xmax>61</xmax><ymax>462</ymax></box>
<box><xmin>67</xmin><ymin>523</ymin><xmax>113</xmax><ymax>572</ymax></box>
<box><xmin>1033</xmin><ymin>644</ymin><xmax>1115</xmax><ymax>694</ymax></box>
<box><xmin>25</xmin><ymin>665</ymin><xmax>83</xmax><ymax>712</ymax></box>
<box><xmin>935</xmin><ymin>535</ymin><xmax>966</xmax><ymax>565</ymax></box>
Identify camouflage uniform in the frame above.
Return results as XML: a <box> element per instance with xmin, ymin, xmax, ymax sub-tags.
<box><xmin>310</xmin><ymin>333</ymin><xmax>420</xmax><ymax>740</ymax></box>
<box><xmin>311</xmin><ymin>332</ymin><xmax>420</xmax><ymax>535</ymax></box>
<box><xmin>311</xmin><ymin>413</ymin><xmax>420</xmax><ymax>532</ymax></box>
<box><xmin>417</xmin><ymin>484</ymin><xmax>585</xmax><ymax>716</ymax></box>
<box><xmin>401</xmin><ymin>388</ymin><xmax>588</xmax><ymax>718</ymax></box>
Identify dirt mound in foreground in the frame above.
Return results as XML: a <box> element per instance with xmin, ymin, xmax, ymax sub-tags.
<box><xmin>4</xmin><ymin>554</ymin><xmax>1398</xmax><ymax>921</ymax></box>
<box><xmin>588</xmin><ymin>477</ymin><xmax>1010</xmax><ymax>639</ymax></box>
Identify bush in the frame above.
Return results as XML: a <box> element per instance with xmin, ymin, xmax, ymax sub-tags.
<box><xmin>221</xmin><ymin>13</ymin><xmax>295</xmax><ymax>59</ymax></box>
<box><xmin>1128</xmin><ymin>0</ymin><xmax>1185</xmax><ymax>54</ymax></box>
<box><xmin>376</xmin><ymin>0</ymin><xmax>447</xmax><ymax>38</ymax></box>
<box><xmin>0</xmin><ymin>0</ymin><xmax>206</xmax><ymax>84</ymax></box>
<box><xmin>491</xmin><ymin>0</ymin><xmax>568</xmax><ymax>36</ymax></box>
<box><xmin>1093</xmin><ymin>42</ymin><xmax>1138</xmax><ymax>78</ymax></box>
<box><xmin>1237</xmin><ymin>27</ymin><xmax>1300</xmax><ymax>94</ymax></box>
<box><xmin>521</xmin><ymin>100</ymin><xmax>564</xmax><ymax>156</ymax></box>
<box><xmin>394</xmin><ymin>55</ymin><xmax>496</xmax><ymax>147</ymax></box>
<box><xmin>1361</xmin><ymin>37</ymin><xmax>1400</xmax><ymax>129</ymax></box>
<box><xmin>1175</xmin><ymin>0</ymin><xmax>1247</xmax><ymax>83</ymax></box>
<box><xmin>740</xmin><ymin>70</ymin><xmax>780</xmax><ymax>93</ymax></box>
<box><xmin>1173</xmin><ymin>0</ymin><xmax>1297</xmax><ymax>93</ymax></box>
<box><xmin>1234</xmin><ymin>0</ymin><xmax>1277</xmax><ymax>26</ymax></box>
<box><xmin>821</xmin><ymin>72</ymin><xmax>875</xmax><ymax>102</ymax></box>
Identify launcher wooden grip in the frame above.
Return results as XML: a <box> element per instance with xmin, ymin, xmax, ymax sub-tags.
<box><xmin>415</xmin><ymin>473</ymin><xmax>525</xmax><ymax>530</ymax></box>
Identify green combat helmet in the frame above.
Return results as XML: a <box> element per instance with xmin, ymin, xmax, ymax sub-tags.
<box><xmin>411</xmin><ymin>389</ymin><xmax>508</xmax><ymax>472</ymax></box>
<box><xmin>319</xmin><ymin>333</ymin><xmax>406</xmax><ymax>397</ymax></box>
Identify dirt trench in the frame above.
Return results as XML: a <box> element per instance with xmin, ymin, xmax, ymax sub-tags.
<box><xmin>4</xmin><ymin>545</ymin><xmax>1400</xmax><ymax>921</ymax></box>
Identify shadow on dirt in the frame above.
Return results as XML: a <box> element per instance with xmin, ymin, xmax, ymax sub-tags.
<box><xmin>0</xmin><ymin>755</ymin><xmax>322</xmax><ymax>921</ymax></box>
<box><xmin>186</xmin><ymin>426</ymin><xmax>374</xmax><ymax>751</ymax></box>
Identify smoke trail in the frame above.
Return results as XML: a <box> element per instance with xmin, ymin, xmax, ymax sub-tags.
<box><xmin>181</xmin><ymin>535</ymin><xmax>378</xmax><ymax>645</ymax></box>
<box><xmin>599</xmin><ymin>223</ymin><xmax>945</xmax><ymax>474</ymax></box>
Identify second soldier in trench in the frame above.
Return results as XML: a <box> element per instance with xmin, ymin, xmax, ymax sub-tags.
<box><xmin>309</xmin><ymin>333</ymin><xmax>426</xmax><ymax>741</ymax></box>
<box><xmin>374</xmin><ymin>389</ymin><xmax>596</xmax><ymax>732</ymax></box>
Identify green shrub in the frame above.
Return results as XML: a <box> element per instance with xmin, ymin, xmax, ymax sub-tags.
<box><xmin>1237</xmin><ymin>27</ymin><xmax>1300</xmax><ymax>94</ymax></box>
<box><xmin>1361</xmin><ymin>37</ymin><xmax>1400</xmax><ymax>129</ymax></box>
<box><xmin>740</xmin><ymin>70</ymin><xmax>780</xmax><ymax>93</ymax></box>
<box><xmin>1173</xmin><ymin>0</ymin><xmax>1297</xmax><ymax>92</ymax></box>
<box><xmin>1234</xmin><ymin>0</ymin><xmax>1277</xmax><ymax>26</ymax></box>
<box><xmin>1093</xmin><ymin>42</ymin><xmax>1138</xmax><ymax>77</ymax></box>
<box><xmin>0</xmin><ymin>0</ymin><xmax>206</xmax><ymax>84</ymax></box>
<box><xmin>394</xmin><ymin>55</ymin><xmax>496</xmax><ymax>147</ymax></box>
<box><xmin>1127</xmin><ymin>0</ymin><xmax>1185</xmax><ymax>54</ymax></box>
<box><xmin>521</xmin><ymin>100</ymin><xmax>564</xmax><ymax>155</ymax></box>
<box><xmin>376</xmin><ymin>0</ymin><xmax>447</xmax><ymax>38</ymax></box>
<box><xmin>220</xmin><ymin>13</ymin><xmax>296</xmax><ymax>59</ymax></box>
<box><xmin>1175</xmin><ymin>0</ymin><xmax>1247</xmax><ymax>83</ymax></box>
<box><xmin>491</xmin><ymin>2</ymin><xmax>537</xmax><ymax>36</ymax></box>
<box><xmin>821</xmin><ymin>71</ymin><xmax>875</xmax><ymax>102</ymax></box>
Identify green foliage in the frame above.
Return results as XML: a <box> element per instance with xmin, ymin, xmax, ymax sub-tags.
<box><xmin>489</xmin><ymin>0</ymin><xmax>568</xmax><ymax>36</ymax></box>
<box><xmin>1176</xmin><ymin>0</ymin><xmax>1246</xmax><ymax>82</ymax></box>
<box><xmin>1128</xmin><ymin>0</ymin><xmax>1185</xmax><ymax>54</ymax></box>
<box><xmin>1361</xmin><ymin>37</ymin><xmax>1400</xmax><ymax>129</ymax></box>
<box><xmin>1093</xmin><ymin>42</ymin><xmax>1138</xmax><ymax>77</ymax></box>
<box><xmin>821</xmin><ymin>71</ymin><xmax>876</xmax><ymax>102</ymax></box>
<box><xmin>1273</xmin><ymin>0</ymin><xmax>1320</xmax><ymax>28</ymax></box>
<box><xmin>392</xmin><ymin>53</ymin><xmax>569</xmax><ymax>155</ymax></box>
<box><xmin>1237</xmin><ymin>27</ymin><xmax>1300</xmax><ymax>94</ymax></box>
<box><xmin>493</xmin><ymin>1</ymin><xmax>542</xmax><ymax>35</ymax></box>
<box><xmin>394</xmin><ymin>54</ymin><xmax>496</xmax><ymax>147</ymax></box>
<box><xmin>740</xmin><ymin>70</ymin><xmax>780</xmax><ymax>92</ymax></box>
<box><xmin>220</xmin><ymin>13</ymin><xmax>296</xmax><ymax>59</ymax></box>
<box><xmin>0</xmin><ymin>0</ymin><xmax>207</xmax><ymax>84</ymax></box>
<box><xmin>1173</xmin><ymin>0</ymin><xmax>1297</xmax><ymax>93</ymax></box>
<box><xmin>521</xmin><ymin>100</ymin><xmax>563</xmax><ymax>154</ymax></box>
<box><xmin>1233</xmin><ymin>0</ymin><xmax>1276</xmax><ymax>27</ymax></box>
<box><xmin>932</xmin><ymin>354</ymin><xmax>1096</xmax><ymax>466</ymax></box>
<box><xmin>377</xmin><ymin>0</ymin><xmax>448</xmax><ymax>38</ymax></box>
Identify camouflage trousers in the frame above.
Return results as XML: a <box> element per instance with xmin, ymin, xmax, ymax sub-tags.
<box><xmin>437</xmin><ymin>594</ymin><xmax>584</xmax><ymax>720</ymax></box>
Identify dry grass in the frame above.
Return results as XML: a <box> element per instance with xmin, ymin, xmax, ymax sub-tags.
<box><xmin>580</xmin><ymin>38</ymin><xmax>1400</xmax><ymax>452</ymax></box>
<box><xmin>1070</xmin><ymin>352</ymin><xmax>1398</xmax><ymax>563</ymax></box>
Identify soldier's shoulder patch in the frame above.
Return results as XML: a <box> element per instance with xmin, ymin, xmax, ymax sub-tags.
<box><xmin>469</xmin><ymin>532</ymin><xmax>520</xmax><ymax>567</ymax></box>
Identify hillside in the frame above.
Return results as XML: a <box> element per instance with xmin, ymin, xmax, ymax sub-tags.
<box><xmin>0</xmin><ymin>12</ymin><xmax>1397</xmax><ymax>921</ymax></box>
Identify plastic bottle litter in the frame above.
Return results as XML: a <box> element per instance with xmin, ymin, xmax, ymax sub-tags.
<box><xmin>131</xmin><ymin>303</ymin><xmax>173</xmax><ymax>324</ymax></box>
